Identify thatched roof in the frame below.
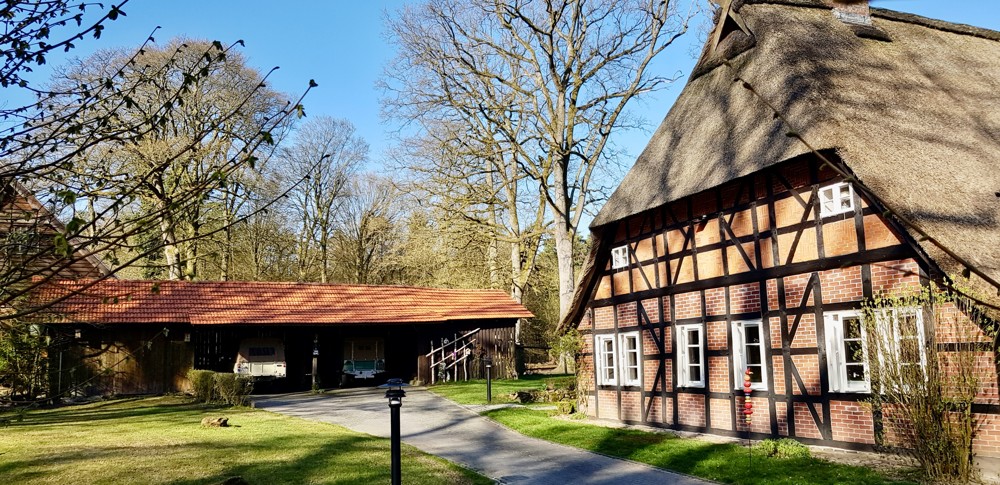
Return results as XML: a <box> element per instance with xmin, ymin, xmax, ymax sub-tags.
<box><xmin>590</xmin><ymin>0</ymin><xmax>1000</xmax><ymax>292</ymax></box>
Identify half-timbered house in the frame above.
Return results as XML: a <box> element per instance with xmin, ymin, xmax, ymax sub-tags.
<box><xmin>562</xmin><ymin>0</ymin><xmax>1000</xmax><ymax>457</ymax></box>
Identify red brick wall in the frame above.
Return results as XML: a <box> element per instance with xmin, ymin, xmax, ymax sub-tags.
<box><xmin>616</xmin><ymin>301</ymin><xmax>637</xmax><ymax>327</ymax></box>
<box><xmin>678</xmin><ymin>393</ymin><xmax>706</xmax><ymax>427</ymax></box>
<box><xmin>711</xmin><ymin>398</ymin><xmax>733</xmax><ymax>431</ymax></box>
<box><xmin>622</xmin><ymin>390</ymin><xmax>642</xmax><ymax>422</ymax></box>
<box><xmin>709</xmin><ymin>356</ymin><xmax>731</xmax><ymax>393</ymax></box>
<box><xmin>736</xmin><ymin>396</ymin><xmax>771</xmax><ymax>435</ymax></box>
<box><xmin>830</xmin><ymin>400</ymin><xmax>875</xmax><ymax>444</ymax></box>
<box><xmin>729</xmin><ymin>283</ymin><xmax>761</xmax><ymax>313</ymax></box>
<box><xmin>674</xmin><ymin>291</ymin><xmax>701</xmax><ymax>319</ymax></box>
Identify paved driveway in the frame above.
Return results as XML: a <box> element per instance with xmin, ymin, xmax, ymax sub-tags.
<box><xmin>253</xmin><ymin>387</ymin><xmax>711</xmax><ymax>485</ymax></box>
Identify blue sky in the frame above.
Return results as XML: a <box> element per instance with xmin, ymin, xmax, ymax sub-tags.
<box><xmin>11</xmin><ymin>1</ymin><xmax>1000</xmax><ymax>176</ymax></box>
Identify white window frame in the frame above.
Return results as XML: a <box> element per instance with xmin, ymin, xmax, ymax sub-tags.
<box><xmin>618</xmin><ymin>332</ymin><xmax>642</xmax><ymax>387</ymax></box>
<box><xmin>611</xmin><ymin>245</ymin><xmax>630</xmax><ymax>269</ymax></box>
<box><xmin>677</xmin><ymin>324</ymin><xmax>705</xmax><ymax>388</ymax></box>
<box><xmin>818</xmin><ymin>181</ymin><xmax>855</xmax><ymax>217</ymax></box>
<box><xmin>732</xmin><ymin>320</ymin><xmax>768</xmax><ymax>391</ymax></box>
<box><xmin>875</xmin><ymin>307</ymin><xmax>927</xmax><ymax>374</ymax></box>
<box><xmin>824</xmin><ymin>310</ymin><xmax>870</xmax><ymax>393</ymax></box>
<box><xmin>595</xmin><ymin>334</ymin><xmax>617</xmax><ymax>386</ymax></box>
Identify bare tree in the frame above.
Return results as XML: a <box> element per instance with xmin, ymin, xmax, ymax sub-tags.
<box><xmin>0</xmin><ymin>1</ymin><xmax>316</xmax><ymax>400</ymax></box>
<box><xmin>394</xmin><ymin>122</ymin><xmax>547</xmax><ymax>304</ymax></box>
<box><xmin>47</xmin><ymin>38</ymin><xmax>292</xmax><ymax>280</ymax></box>
<box><xmin>384</xmin><ymin>0</ymin><xmax>695</xmax><ymax>318</ymax></box>
<box><xmin>280</xmin><ymin>117</ymin><xmax>366</xmax><ymax>283</ymax></box>
<box><xmin>331</xmin><ymin>174</ymin><xmax>403</xmax><ymax>285</ymax></box>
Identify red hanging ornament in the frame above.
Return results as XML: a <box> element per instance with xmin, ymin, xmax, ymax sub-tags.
<box><xmin>743</xmin><ymin>368</ymin><xmax>754</xmax><ymax>425</ymax></box>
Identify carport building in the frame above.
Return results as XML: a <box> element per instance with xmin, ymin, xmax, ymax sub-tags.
<box><xmin>36</xmin><ymin>279</ymin><xmax>532</xmax><ymax>395</ymax></box>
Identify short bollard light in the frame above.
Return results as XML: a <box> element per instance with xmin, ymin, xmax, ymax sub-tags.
<box><xmin>483</xmin><ymin>356</ymin><xmax>493</xmax><ymax>403</ymax></box>
<box><xmin>378</xmin><ymin>378</ymin><xmax>409</xmax><ymax>485</ymax></box>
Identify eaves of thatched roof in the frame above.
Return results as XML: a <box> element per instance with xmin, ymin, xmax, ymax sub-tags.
<box><xmin>587</xmin><ymin>0</ymin><xmax>1000</xmax><ymax>300</ymax></box>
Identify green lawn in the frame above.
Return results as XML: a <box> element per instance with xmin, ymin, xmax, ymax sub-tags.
<box><xmin>484</xmin><ymin>407</ymin><xmax>917</xmax><ymax>485</ymax></box>
<box><xmin>433</xmin><ymin>377</ymin><xmax>916</xmax><ymax>485</ymax></box>
<box><xmin>0</xmin><ymin>396</ymin><xmax>489</xmax><ymax>485</ymax></box>
<box><xmin>428</xmin><ymin>374</ymin><xmax>575</xmax><ymax>405</ymax></box>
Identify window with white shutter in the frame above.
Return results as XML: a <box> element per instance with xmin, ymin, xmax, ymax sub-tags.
<box><xmin>619</xmin><ymin>332</ymin><xmax>641</xmax><ymax>387</ymax></box>
<box><xmin>824</xmin><ymin>310</ymin><xmax>870</xmax><ymax>392</ymax></box>
<box><xmin>732</xmin><ymin>320</ymin><xmax>767</xmax><ymax>390</ymax></box>
<box><xmin>595</xmin><ymin>334</ymin><xmax>617</xmax><ymax>386</ymax></box>
<box><xmin>818</xmin><ymin>182</ymin><xmax>855</xmax><ymax>217</ymax></box>
<box><xmin>677</xmin><ymin>325</ymin><xmax>704</xmax><ymax>388</ymax></box>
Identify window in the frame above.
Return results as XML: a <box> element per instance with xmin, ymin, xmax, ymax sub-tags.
<box><xmin>825</xmin><ymin>310</ymin><xmax>870</xmax><ymax>392</ymax></box>
<box><xmin>611</xmin><ymin>245</ymin><xmax>630</xmax><ymax>269</ymax></box>
<box><xmin>732</xmin><ymin>321</ymin><xmax>767</xmax><ymax>390</ymax></box>
<box><xmin>595</xmin><ymin>332</ymin><xmax>642</xmax><ymax>387</ymax></box>
<box><xmin>818</xmin><ymin>182</ymin><xmax>855</xmax><ymax>217</ymax></box>
<box><xmin>677</xmin><ymin>325</ymin><xmax>704</xmax><ymax>387</ymax></box>
<box><xmin>619</xmin><ymin>332</ymin><xmax>641</xmax><ymax>387</ymax></box>
<box><xmin>878</xmin><ymin>307</ymin><xmax>927</xmax><ymax>373</ymax></box>
<box><xmin>595</xmin><ymin>334</ymin><xmax>617</xmax><ymax>386</ymax></box>
<box><xmin>249</xmin><ymin>347</ymin><xmax>276</xmax><ymax>357</ymax></box>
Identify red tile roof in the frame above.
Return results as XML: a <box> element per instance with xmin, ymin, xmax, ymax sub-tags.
<box><xmin>36</xmin><ymin>280</ymin><xmax>533</xmax><ymax>325</ymax></box>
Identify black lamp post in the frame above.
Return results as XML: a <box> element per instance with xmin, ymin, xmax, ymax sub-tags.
<box><xmin>378</xmin><ymin>378</ymin><xmax>408</xmax><ymax>485</ymax></box>
<box><xmin>483</xmin><ymin>356</ymin><xmax>493</xmax><ymax>403</ymax></box>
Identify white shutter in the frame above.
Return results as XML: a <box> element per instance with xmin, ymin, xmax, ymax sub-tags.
<box><xmin>825</xmin><ymin>313</ymin><xmax>842</xmax><ymax>392</ymax></box>
<box><xmin>731</xmin><ymin>322</ymin><xmax>744</xmax><ymax>388</ymax></box>
<box><xmin>677</xmin><ymin>331</ymin><xmax>688</xmax><ymax>386</ymax></box>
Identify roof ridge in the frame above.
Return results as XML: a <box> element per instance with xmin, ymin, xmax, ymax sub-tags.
<box><xmin>49</xmin><ymin>278</ymin><xmax>509</xmax><ymax>293</ymax></box>
<box><xmin>744</xmin><ymin>0</ymin><xmax>1000</xmax><ymax>41</ymax></box>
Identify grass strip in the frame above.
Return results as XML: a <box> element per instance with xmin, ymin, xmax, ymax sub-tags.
<box><xmin>428</xmin><ymin>374</ymin><xmax>575</xmax><ymax>405</ymax></box>
<box><xmin>0</xmin><ymin>396</ymin><xmax>489</xmax><ymax>485</ymax></box>
<box><xmin>482</xmin><ymin>406</ymin><xmax>918</xmax><ymax>485</ymax></box>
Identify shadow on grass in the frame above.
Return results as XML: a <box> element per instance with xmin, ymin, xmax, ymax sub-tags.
<box><xmin>483</xmin><ymin>408</ymin><xmax>916</xmax><ymax>485</ymax></box>
<box><xmin>4</xmin><ymin>397</ymin><xmax>230</xmax><ymax>430</ymax></box>
<box><xmin>3</xmin><ymin>397</ymin><xmax>488</xmax><ymax>485</ymax></box>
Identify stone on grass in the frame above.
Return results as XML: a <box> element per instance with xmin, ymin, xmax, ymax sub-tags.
<box><xmin>201</xmin><ymin>416</ymin><xmax>229</xmax><ymax>427</ymax></box>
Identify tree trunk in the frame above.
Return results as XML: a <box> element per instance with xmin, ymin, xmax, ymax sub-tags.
<box><xmin>552</xmin><ymin>163</ymin><xmax>576</xmax><ymax>321</ymax></box>
<box><xmin>159</xmin><ymin>209</ymin><xmax>181</xmax><ymax>280</ymax></box>
<box><xmin>488</xmin><ymin>236</ymin><xmax>500</xmax><ymax>288</ymax></box>
<box><xmin>220</xmin><ymin>225</ymin><xmax>231</xmax><ymax>281</ymax></box>
<box><xmin>509</xmin><ymin>242</ymin><xmax>524</xmax><ymax>304</ymax></box>
<box><xmin>320</xmin><ymin>228</ymin><xmax>329</xmax><ymax>284</ymax></box>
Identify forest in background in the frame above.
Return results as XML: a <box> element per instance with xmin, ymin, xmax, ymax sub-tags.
<box><xmin>0</xmin><ymin>0</ymin><xmax>700</xmax><ymax>399</ymax></box>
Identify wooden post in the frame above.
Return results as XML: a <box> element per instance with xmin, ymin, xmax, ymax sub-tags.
<box><xmin>429</xmin><ymin>340</ymin><xmax>436</xmax><ymax>385</ymax></box>
<box><xmin>452</xmin><ymin>333</ymin><xmax>458</xmax><ymax>382</ymax></box>
<box><xmin>312</xmin><ymin>333</ymin><xmax>319</xmax><ymax>390</ymax></box>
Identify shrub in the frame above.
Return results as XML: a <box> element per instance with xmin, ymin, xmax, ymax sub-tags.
<box><xmin>863</xmin><ymin>285</ymin><xmax>988</xmax><ymax>482</ymax></box>
<box><xmin>213</xmin><ymin>373</ymin><xmax>254</xmax><ymax>406</ymax></box>
<box><xmin>556</xmin><ymin>400</ymin><xmax>576</xmax><ymax>415</ymax></box>
<box><xmin>511</xmin><ymin>390</ymin><xmax>542</xmax><ymax>403</ymax></box>
<box><xmin>752</xmin><ymin>438</ymin><xmax>811</xmax><ymax>459</ymax></box>
<box><xmin>187</xmin><ymin>370</ymin><xmax>216</xmax><ymax>403</ymax></box>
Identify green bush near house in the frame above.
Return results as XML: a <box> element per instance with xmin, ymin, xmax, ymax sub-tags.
<box><xmin>187</xmin><ymin>369</ymin><xmax>215</xmax><ymax>403</ymax></box>
<box><xmin>752</xmin><ymin>438</ymin><xmax>811</xmax><ymax>459</ymax></box>
<box><xmin>556</xmin><ymin>400</ymin><xmax>576</xmax><ymax>414</ymax></box>
<box><xmin>213</xmin><ymin>372</ymin><xmax>254</xmax><ymax>406</ymax></box>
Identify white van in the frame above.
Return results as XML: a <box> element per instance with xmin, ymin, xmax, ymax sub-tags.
<box><xmin>234</xmin><ymin>338</ymin><xmax>287</xmax><ymax>379</ymax></box>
